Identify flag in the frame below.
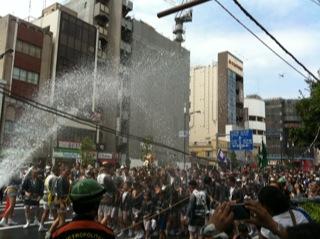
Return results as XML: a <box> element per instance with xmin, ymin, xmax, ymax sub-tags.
<box><xmin>259</xmin><ymin>140</ymin><xmax>268</xmax><ymax>168</ymax></box>
<box><xmin>217</xmin><ymin>148</ymin><xmax>227</xmax><ymax>164</ymax></box>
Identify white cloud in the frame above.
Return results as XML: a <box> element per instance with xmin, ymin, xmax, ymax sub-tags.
<box><xmin>0</xmin><ymin>0</ymin><xmax>65</xmax><ymax>19</ymax></box>
<box><xmin>1</xmin><ymin>0</ymin><xmax>318</xmax><ymax>99</ymax></box>
<box><xmin>239</xmin><ymin>0</ymin><xmax>301</xmax><ymax>18</ymax></box>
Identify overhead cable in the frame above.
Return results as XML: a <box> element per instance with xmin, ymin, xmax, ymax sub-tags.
<box><xmin>232</xmin><ymin>0</ymin><xmax>319</xmax><ymax>82</ymax></box>
<box><xmin>213</xmin><ymin>0</ymin><xmax>309</xmax><ymax>80</ymax></box>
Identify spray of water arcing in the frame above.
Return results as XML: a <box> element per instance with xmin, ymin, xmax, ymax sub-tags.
<box><xmin>0</xmin><ymin>45</ymin><xmax>188</xmax><ymax>186</ymax></box>
<box><xmin>0</xmin><ymin>64</ymin><xmax>118</xmax><ymax>188</ymax></box>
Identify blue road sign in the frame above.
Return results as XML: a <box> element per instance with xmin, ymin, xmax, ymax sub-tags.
<box><xmin>230</xmin><ymin>129</ymin><xmax>253</xmax><ymax>151</ymax></box>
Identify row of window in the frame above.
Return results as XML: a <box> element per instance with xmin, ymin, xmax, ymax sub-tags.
<box><xmin>248</xmin><ymin>115</ymin><xmax>265</xmax><ymax>122</ymax></box>
<box><xmin>16</xmin><ymin>40</ymin><xmax>41</xmax><ymax>58</ymax></box>
<box><xmin>253</xmin><ymin>129</ymin><xmax>265</xmax><ymax>135</ymax></box>
<box><xmin>13</xmin><ymin>67</ymin><xmax>39</xmax><ymax>85</ymax></box>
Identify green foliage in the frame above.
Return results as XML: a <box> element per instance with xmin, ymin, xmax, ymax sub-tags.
<box><xmin>293</xmin><ymin>82</ymin><xmax>320</xmax><ymax>148</ymax></box>
<box><xmin>301</xmin><ymin>202</ymin><xmax>320</xmax><ymax>223</ymax></box>
<box><xmin>80</xmin><ymin>137</ymin><xmax>96</xmax><ymax>167</ymax></box>
<box><xmin>230</xmin><ymin>151</ymin><xmax>239</xmax><ymax>169</ymax></box>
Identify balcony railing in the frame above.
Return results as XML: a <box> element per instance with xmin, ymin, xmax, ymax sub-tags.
<box><xmin>121</xmin><ymin>18</ymin><xmax>133</xmax><ymax>31</ymax></box>
<box><xmin>94</xmin><ymin>2</ymin><xmax>109</xmax><ymax>24</ymax></box>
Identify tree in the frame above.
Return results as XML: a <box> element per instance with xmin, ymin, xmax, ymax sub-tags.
<box><xmin>292</xmin><ymin>81</ymin><xmax>320</xmax><ymax>149</ymax></box>
<box><xmin>80</xmin><ymin>137</ymin><xmax>96</xmax><ymax>167</ymax></box>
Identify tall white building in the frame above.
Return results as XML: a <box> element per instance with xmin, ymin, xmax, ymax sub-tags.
<box><xmin>189</xmin><ymin>52</ymin><xmax>244</xmax><ymax>160</ymax></box>
<box><xmin>244</xmin><ymin>95</ymin><xmax>266</xmax><ymax>151</ymax></box>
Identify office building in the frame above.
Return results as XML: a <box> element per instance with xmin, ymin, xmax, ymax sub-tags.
<box><xmin>0</xmin><ymin>15</ymin><xmax>52</xmax><ymax>148</ymax></box>
<box><xmin>244</xmin><ymin>95</ymin><xmax>266</xmax><ymax>155</ymax></box>
<box><xmin>265</xmin><ymin>98</ymin><xmax>311</xmax><ymax>162</ymax></box>
<box><xmin>189</xmin><ymin>51</ymin><xmax>244</xmax><ymax>161</ymax></box>
<box><xmin>33</xmin><ymin>3</ymin><xmax>100</xmax><ymax>162</ymax></box>
<box><xmin>129</xmin><ymin>20</ymin><xmax>190</xmax><ymax>164</ymax></box>
<box><xmin>65</xmin><ymin>0</ymin><xmax>133</xmax><ymax>164</ymax></box>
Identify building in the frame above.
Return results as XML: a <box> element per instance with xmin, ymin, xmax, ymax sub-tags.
<box><xmin>65</xmin><ymin>0</ymin><xmax>133</xmax><ymax>164</ymax></box>
<box><xmin>189</xmin><ymin>51</ymin><xmax>244</xmax><ymax>161</ymax></box>
<box><xmin>128</xmin><ymin>20</ymin><xmax>190</xmax><ymax>165</ymax></box>
<box><xmin>33</xmin><ymin>4</ymin><xmax>100</xmax><ymax>163</ymax></box>
<box><xmin>265</xmin><ymin>98</ymin><xmax>311</xmax><ymax>162</ymax></box>
<box><xmin>0</xmin><ymin>15</ymin><xmax>52</xmax><ymax>150</ymax></box>
<box><xmin>244</xmin><ymin>95</ymin><xmax>266</xmax><ymax>155</ymax></box>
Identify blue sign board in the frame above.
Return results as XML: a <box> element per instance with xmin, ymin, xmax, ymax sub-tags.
<box><xmin>230</xmin><ymin>130</ymin><xmax>253</xmax><ymax>151</ymax></box>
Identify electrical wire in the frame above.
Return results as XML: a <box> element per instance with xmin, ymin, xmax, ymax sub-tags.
<box><xmin>0</xmin><ymin>86</ymin><xmax>206</xmax><ymax>161</ymax></box>
<box><xmin>309</xmin><ymin>0</ymin><xmax>320</xmax><ymax>7</ymax></box>
<box><xmin>232</xmin><ymin>0</ymin><xmax>319</xmax><ymax>82</ymax></box>
<box><xmin>212</xmin><ymin>0</ymin><xmax>309</xmax><ymax>80</ymax></box>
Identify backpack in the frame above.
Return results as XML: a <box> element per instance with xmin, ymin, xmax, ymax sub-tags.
<box><xmin>192</xmin><ymin>190</ymin><xmax>207</xmax><ymax>226</ymax></box>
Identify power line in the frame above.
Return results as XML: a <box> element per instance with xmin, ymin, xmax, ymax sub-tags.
<box><xmin>212</xmin><ymin>0</ymin><xmax>309</xmax><ymax>80</ymax></box>
<box><xmin>0</xmin><ymin>86</ymin><xmax>203</xmax><ymax>161</ymax></box>
<box><xmin>309</xmin><ymin>0</ymin><xmax>320</xmax><ymax>7</ymax></box>
<box><xmin>232</xmin><ymin>0</ymin><xmax>319</xmax><ymax>82</ymax></box>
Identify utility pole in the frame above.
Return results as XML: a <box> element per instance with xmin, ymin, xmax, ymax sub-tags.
<box><xmin>158</xmin><ymin>0</ymin><xmax>211</xmax><ymax>18</ymax></box>
<box><xmin>183</xmin><ymin>104</ymin><xmax>186</xmax><ymax>169</ymax></box>
<box><xmin>280</xmin><ymin>133</ymin><xmax>283</xmax><ymax>164</ymax></box>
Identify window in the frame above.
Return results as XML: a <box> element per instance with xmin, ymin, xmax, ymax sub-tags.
<box><xmin>20</xmin><ymin>69</ymin><xmax>27</xmax><ymax>81</ymax></box>
<box><xmin>12</xmin><ymin>67</ymin><xmax>39</xmax><ymax>85</ymax></box>
<box><xmin>16</xmin><ymin>40</ymin><xmax>42</xmax><ymax>58</ymax></box>
<box><xmin>13</xmin><ymin>67</ymin><xmax>20</xmax><ymax>79</ymax></box>
<box><xmin>22</xmin><ymin>42</ymin><xmax>29</xmax><ymax>55</ymax></box>
<box><xmin>16</xmin><ymin>40</ymin><xmax>23</xmax><ymax>52</ymax></box>
<box><xmin>35</xmin><ymin>48</ymin><xmax>41</xmax><ymax>58</ymax></box>
<box><xmin>27</xmin><ymin>72</ymin><xmax>37</xmax><ymax>84</ymax></box>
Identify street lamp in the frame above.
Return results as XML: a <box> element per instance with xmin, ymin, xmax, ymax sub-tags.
<box><xmin>0</xmin><ymin>49</ymin><xmax>14</xmax><ymax>60</ymax></box>
<box><xmin>183</xmin><ymin>108</ymin><xmax>201</xmax><ymax>169</ymax></box>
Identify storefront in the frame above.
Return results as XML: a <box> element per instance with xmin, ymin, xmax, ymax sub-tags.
<box><xmin>97</xmin><ymin>152</ymin><xmax>119</xmax><ymax>166</ymax></box>
<box><xmin>52</xmin><ymin>140</ymin><xmax>118</xmax><ymax>166</ymax></box>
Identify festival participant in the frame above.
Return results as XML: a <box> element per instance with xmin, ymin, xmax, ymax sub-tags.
<box><xmin>97</xmin><ymin>166</ymin><xmax>116</xmax><ymax>227</ymax></box>
<box><xmin>186</xmin><ymin>180</ymin><xmax>209</xmax><ymax>239</ymax></box>
<box><xmin>0</xmin><ymin>173</ymin><xmax>21</xmax><ymax>226</ymax></box>
<box><xmin>21</xmin><ymin>167</ymin><xmax>44</xmax><ymax>228</ymax></box>
<box><xmin>257</xmin><ymin>186</ymin><xmax>309</xmax><ymax>239</ymax></box>
<box><xmin>50</xmin><ymin>179</ymin><xmax>115</xmax><ymax>239</ymax></box>
<box><xmin>39</xmin><ymin>166</ymin><xmax>58</xmax><ymax>232</ymax></box>
<box><xmin>46</xmin><ymin>166</ymin><xmax>71</xmax><ymax>238</ymax></box>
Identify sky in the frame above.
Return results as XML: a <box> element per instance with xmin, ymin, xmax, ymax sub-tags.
<box><xmin>1</xmin><ymin>0</ymin><xmax>319</xmax><ymax>99</ymax></box>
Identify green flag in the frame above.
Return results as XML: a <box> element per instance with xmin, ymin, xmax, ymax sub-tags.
<box><xmin>257</xmin><ymin>145</ymin><xmax>262</xmax><ymax>167</ymax></box>
<box><xmin>261</xmin><ymin>140</ymin><xmax>268</xmax><ymax>168</ymax></box>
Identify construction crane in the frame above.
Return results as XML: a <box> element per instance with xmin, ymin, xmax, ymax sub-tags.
<box><xmin>162</xmin><ymin>0</ymin><xmax>193</xmax><ymax>44</ymax></box>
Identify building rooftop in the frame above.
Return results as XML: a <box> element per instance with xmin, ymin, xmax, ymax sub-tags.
<box><xmin>0</xmin><ymin>14</ymin><xmax>52</xmax><ymax>36</ymax></box>
<box><xmin>246</xmin><ymin>94</ymin><xmax>262</xmax><ymax>100</ymax></box>
<box><xmin>42</xmin><ymin>2</ymin><xmax>77</xmax><ymax>17</ymax></box>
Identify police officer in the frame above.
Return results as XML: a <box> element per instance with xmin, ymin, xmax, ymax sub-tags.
<box><xmin>50</xmin><ymin>179</ymin><xmax>115</xmax><ymax>239</ymax></box>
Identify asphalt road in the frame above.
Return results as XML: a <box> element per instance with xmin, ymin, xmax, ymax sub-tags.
<box><xmin>0</xmin><ymin>201</ymin><xmax>64</xmax><ymax>239</ymax></box>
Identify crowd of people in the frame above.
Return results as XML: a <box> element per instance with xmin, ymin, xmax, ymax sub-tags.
<box><xmin>0</xmin><ymin>161</ymin><xmax>320</xmax><ymax>239</ymax></box>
